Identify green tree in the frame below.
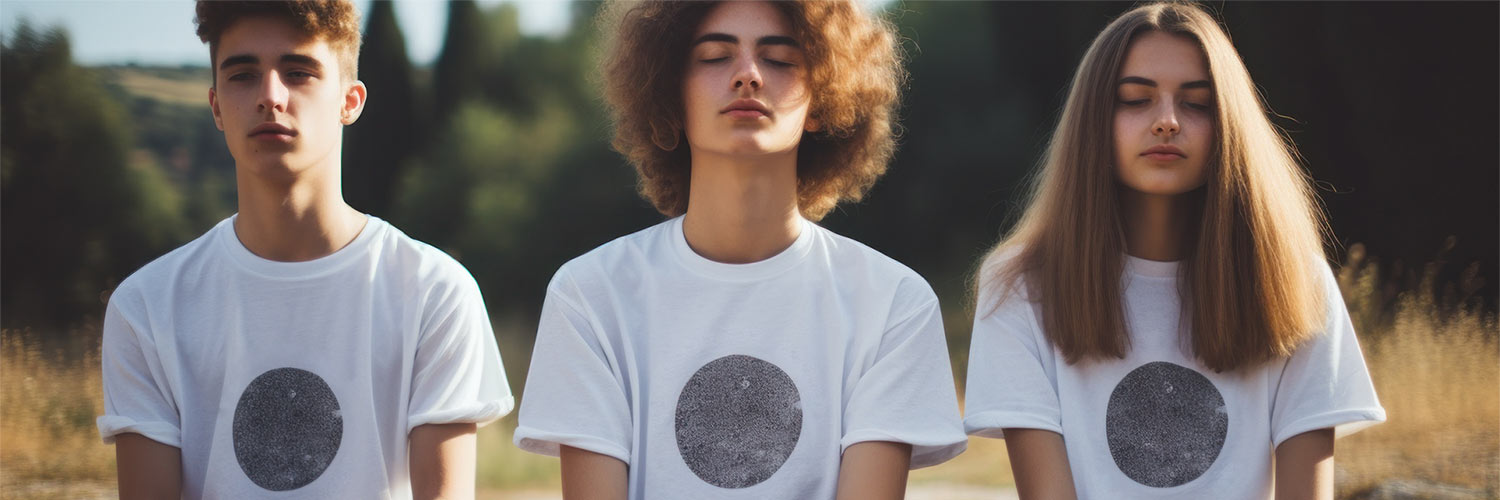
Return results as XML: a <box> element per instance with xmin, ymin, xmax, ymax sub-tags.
<box><xmin>344</xmin><ymin>0</ymin><xmax>419</xmax><ymax>218</ymax></box>
<box><xmin>1</xmin><ymin>22</ymin><xmax>186</xmax><ymax>328</ymax></box>
<box><xmin>432</xmin><ymin>0</ymin><xmax>494</xmax><ymax>123</ymax></box>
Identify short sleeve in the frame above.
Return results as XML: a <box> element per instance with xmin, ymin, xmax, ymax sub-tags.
<box><xmin>407</xmin><ymin>270</ymin><xmax>514</xmax><ymax>432</ymax></box>
<box><xmin>512</xmin><ymin>273</ymin><xmax>633</xmax><ymax>464</ymax></box>
<box><xmin>97</xmin><ymin>293</ymin><xmax>183</xmax><ymax>447</ymax></box>
<box><xmin>962</xmin><ymin>273</ymin><xmax>1064</xmax><ymax>439</ymax></box>
<box><xmin>1269</xmin><ymin>266</ymin><xmax>1386</xmax><ymax>447</ymax></box>
<box><xmin>840</xmin><ymin>280</ymin><xmax>967</xmax><ymax>469</ymax></box>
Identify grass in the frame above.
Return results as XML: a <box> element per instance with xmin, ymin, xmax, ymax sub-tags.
<box><xmin>1333</xmin><ymin>244</ymin><xmax>1499</xmax><ymax>495</ymax></box>
<box><xmin>0</xmin><ymin>244</ymin><xmax>1493</xmax><ymax>498</ymax></box>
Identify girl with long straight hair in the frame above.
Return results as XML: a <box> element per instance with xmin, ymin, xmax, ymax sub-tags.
<box><xmin>964</xmin><ymin>3</ymin><xmax>1384</xmax><ymax>498</ymax></box>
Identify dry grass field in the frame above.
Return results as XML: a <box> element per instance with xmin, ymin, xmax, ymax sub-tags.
<box><xmin>1</xmin><ymin>245</ymin><xmax>1493</xmax><ymax>498</ymax></box>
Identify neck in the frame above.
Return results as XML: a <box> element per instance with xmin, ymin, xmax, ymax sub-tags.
<box><xmin>233</xmin><ymin>156</ymin><xmax>365</xmax><ymax>262</ymax></box>
<box><xmin>681</xmin><ymin>149</ymin><xmax>801</xmax><ymax>264</ymax></box>
<box><xmin>1118</xmin><ymin>188</ymin><xmax>1197</xmax><ymax>262</ymax></box>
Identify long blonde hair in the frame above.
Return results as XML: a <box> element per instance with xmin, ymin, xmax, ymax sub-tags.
<box><xmin>983</xmin><ymin>2</ymin><xmax>1330</xmax><ymax>372</ymax></box>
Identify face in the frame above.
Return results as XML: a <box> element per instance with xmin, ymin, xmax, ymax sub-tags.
<box><xmin>681</xmin><ymin>1</ymin><xmax>815</xmax><ymax>159</ymax></box>
<box><xmin>1112</xmin><ymin>31</ymin><xmax>1215</xmax><ymax>197</ymax></box>
<box><xmin>209</xmin><ymin>16</ymin><xmax>364</xmax><ymax>181</ymax></box>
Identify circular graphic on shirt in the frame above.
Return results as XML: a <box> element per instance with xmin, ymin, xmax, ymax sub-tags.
<box><xmin>1105</xmin><ymin>361</ymin><xmax>1227</xmax><ymax>487</ymax></box>
<box><xmin>674</xmin><ymin>354</ymin><xmax>802</xmax><ymax>489</ymax></box>
<box><xmin>232</xmin><ymin>367</ymin><xmax>342</xmax><ymax>491</ymax></box>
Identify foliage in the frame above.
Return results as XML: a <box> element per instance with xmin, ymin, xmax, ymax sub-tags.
<box><xmin>344</xmin><ymin>0</ymin><xmax>420</xmax><ymax>218</ymax></box>
<box><xmin>0</xmin><ymin>23</ymin><xmax>189</xmax><ymax>328</ymax></box>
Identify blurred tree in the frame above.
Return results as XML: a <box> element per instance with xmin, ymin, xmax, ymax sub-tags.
<box><xmin>1</xmin><ymin>22</ymin><xmax>187</xmax><ymax>328</ymax></box>
<box><xmin>344</xmin><ymin>0</ymin><xmax>419</xmax><ymax>218</ymax></box>
<box><xmin>433</xmin><ymin>0</ymin><xmax>497</xmax><ymax>123</ymax></box>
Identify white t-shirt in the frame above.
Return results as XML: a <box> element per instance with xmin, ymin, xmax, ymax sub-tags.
<box><xmin>964</xmin><ymin>254</ymin><xmax>1385</xmax><ymax>499</ymax></box>
<box><xmin>97</xmin><ymin>215</ymin><xmax>513</xmax><ymax>499</ymax></box>
<box><xmin>514</xmin><ymin>216</ymin><xmax>967</xmax><ymax>499</ymax></box>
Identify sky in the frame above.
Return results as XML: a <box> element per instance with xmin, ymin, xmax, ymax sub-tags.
<box><xmin>0</xmin><ymin>0</ymin><xmax>573</xmax><ymax>67</ymax></box>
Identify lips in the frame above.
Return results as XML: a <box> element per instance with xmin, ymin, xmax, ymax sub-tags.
<box><xmin>720</xmin><ymin>99</ymin><xmax>770</xmax><ymax>118</ymax></box>
<box><xmin>249</xmin><ymin>123</ymin><xmax>297</xmax><ymax>138</ymax></box>
<box><xmin>1141</xmin><ymin>144</ymin><xmax>1185</xmax><ymax>160</ymax></box>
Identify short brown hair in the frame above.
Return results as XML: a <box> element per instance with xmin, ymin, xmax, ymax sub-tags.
<box><xmin>598</xmin><ymin>0</ymin><xmax>906</xmax><ymax>220</ymax></box>
<box><xmin>195</xmin><ymin>0</ymin><xmax>362</xmax><ymax>83</ymax></box>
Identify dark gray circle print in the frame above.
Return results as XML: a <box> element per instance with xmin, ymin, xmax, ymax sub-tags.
<box><xmin>1106</xmin><ymin>361</ymin><xmax>1228</xmax><ymax>487</ymax></box>
<box><xmin>674</xmin><ymin>354</ymin><xmax>802</xmax><ymax>489</ymax></box>
<box><xmin>233</xmin><ymin>367</ymin><xmax>342</xmax><ymax>491</ymax></box>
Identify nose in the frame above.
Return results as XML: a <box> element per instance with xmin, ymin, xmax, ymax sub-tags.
<box><xmin>1151</xmin><ymin>99</ymin><xmax>1180</xmax><ymax>136</ymax></box>
<box><xmin>731</xmin><ymin>57</ymin><xmax>762</xmax><ymax>92</ymax></box>
<box><xmin>257</xmin><ymin>70</ymin><xmax>290</xmax><ymax>113</ymax></box>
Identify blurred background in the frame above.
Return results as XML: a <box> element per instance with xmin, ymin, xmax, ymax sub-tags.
<box><xmin>1</xmin><ymin>1</ymin><xmax>1495</xmax><ymax>499</ymax></box>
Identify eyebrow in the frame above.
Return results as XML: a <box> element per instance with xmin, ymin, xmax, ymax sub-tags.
<box><xmin>690</xmin><ymin>33</ymin><xmax>801</xmax><ymax>48</ymax></box>
<box><xmin>218</xmin><ymin>53</ymin><xmax>324</xmax><ymax>71</ymax></box>
<box><xmin>1118</xmin><ymin>76</ymin><xmax>1213</xmax><ymax>89</ymax></box>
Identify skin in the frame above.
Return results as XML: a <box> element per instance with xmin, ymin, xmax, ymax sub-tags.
<box><xmin>208</xmin><ymin>15</ymin><xmax>367</xmax><ymax>262</ymax></box>
<box><xmin>561</xmin><ymin>3</ymin><xmax>910</xmax><ymax>497</ymax></box>
<box><xmin>679</xmin><ymin>0</ymin><xmax>814</xmax><ymax>264</ymax></box>
<box><xmin>1004</xmin><ymin>31</ymin><xmax>1336</xmax><ymax>500</ymax></box>
<box><xmin>410</xmin><ymin>423</ymin><xmax>479</xmax><ymax>500</ymax></box>
<box><xmin>118</xmin><ymin>15</ymin><xmax>476</xmax><ymax>499</ymax></box>
<box><xmin>1112</xmin><ymin>31</ymin><xmax>1214</xmax><ymax>262</ymax></box>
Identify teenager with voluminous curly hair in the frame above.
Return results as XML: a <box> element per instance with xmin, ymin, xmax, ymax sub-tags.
<box><xmin>963</xmin><ymin>3</ymin><xmax>1385</xmax><ymax>499</ymax></box>
<box><xmin>514</xmin><ymin>1</ymin><xmax>966</xmax><ymax>499</ymax></box>
<box><xmin>97</xmin><ymin>1</ymin><xmax>512</xmax><ymax>497</ymax></box>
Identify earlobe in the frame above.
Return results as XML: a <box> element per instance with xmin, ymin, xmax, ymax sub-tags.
<box><xmin>208</xmin><ymin>87</ymin><xmax>224</xmax><ymax>132</ymax></box>
<box><xmin>342</xmin><ymin>80</ymin><xmax>368</xmax><ymax>125</ymax></box>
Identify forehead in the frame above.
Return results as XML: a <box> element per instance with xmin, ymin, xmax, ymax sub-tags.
<box><xmin>216</xmin><ymin>16</ymin><xmax>336</xmax><ymax>65</ymax></box>
<box><xmin>1119</xmin><ymin>31</ymin><xmax>1210</xmax><ymax>84</ymax></box>
<box><xmin>695</xmin><ymin>1</ymin><xmax>794</xmax><ymax>39</ymax></box>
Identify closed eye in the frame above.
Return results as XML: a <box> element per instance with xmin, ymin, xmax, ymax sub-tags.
<box><xmin>763</xmin><ymin>58</ymin><xmax>794</xmax><ymax>68</ymax></box>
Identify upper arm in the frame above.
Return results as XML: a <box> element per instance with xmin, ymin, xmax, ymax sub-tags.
<box><xmin>835</xmin><ymin>441</ymin><xmax>912</xmax><ymax>500</ymax></box>
<box><xmin>559</xmin><ymin>445</ymin><xmax>627</xmax><ymax>500</ymax></box>
<box><xmin>1002</xmin><ymin>428</ymin><xmax>1077</xmax><ymax>500</ymax></box>
<box><xmin>115</xmin><ymin>433</ymin><xmax>182</xmax><ymax>500</ymax></box>
<box><xmin>409</xmin><ymin>422</ymin><xmax>478</xmax><ymax>500</ymax></box>
<box><xmin>1274</xmin><ymin>428</ymin><xmax>1334</xmax><ymax>500</ymax></box>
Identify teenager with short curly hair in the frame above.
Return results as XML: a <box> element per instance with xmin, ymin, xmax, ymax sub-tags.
<box><xmin>963</xmin><ymin>3</ymin><xmax>1384</xmax><ymax>499</ymax></box>
<box><xmin>98</xmin><ymin>1</ymin><xmax>512</xmax><ymax>497</ymax></box>
<box><xmin>515</xmin><ymin>2</ymin><xmax>965</xmax><ymax>499</ymax></box>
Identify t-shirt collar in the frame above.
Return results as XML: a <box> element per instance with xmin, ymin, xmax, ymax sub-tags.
<box><xmin>668</xmin><ymin>215</ymin><xmax>816</xmax><ymax>282</ymax></box>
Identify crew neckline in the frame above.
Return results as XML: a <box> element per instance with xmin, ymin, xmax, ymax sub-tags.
<box><xmin>668</xmin><ymin>216</ymin><xmax>816</xmax><ymax>282</ymax></box>
<box><xmin>216</xmin><ymin>214</ymin><xmax>382</xmax><ymax>280</ymax></box>
<box><xmin>1124</xmin><ymin>254</ymin><xmax>1180</xmax><ymax>278</ymax></box>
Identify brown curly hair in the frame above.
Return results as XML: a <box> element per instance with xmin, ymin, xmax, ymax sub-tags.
<box><xmin>598</xmin><ymin>0</ymin><xmax>906</xmax><ymax>220</ymax></box>
<box><xmin>194</xmin><ymin>0</ymin><xmax>362</xmax><ymax>84</ymax></box>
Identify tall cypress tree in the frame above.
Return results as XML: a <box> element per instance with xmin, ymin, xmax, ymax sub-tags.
<box><xmin>432</xmin><ymin>0</ymin><xmax>487</xmax><ymax>124</ymax></box>
<box><xmin>344</xmin><ymin>0</ymin><xmax>416</xmax><ymax>217</ymax></box>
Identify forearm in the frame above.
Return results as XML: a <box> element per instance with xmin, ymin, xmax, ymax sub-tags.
<box><xmin>1004</xmin><ymin>428</ymin><xmax>1077</xmax><ymax>500</ymax></box>
<box><xmin>835</xmin><ymin>440</ymin><xmax>912</xmax><ymax>500</ymax></box>
<box><xmin>559</xmin><ymin>445</ymin><xmax>628</xmax><ymax>500</ymax></box>
<box><xmin>115</xmin><ymin>433</ymin><xmax>183</xmax><ymax>500</ymax></box>
<box><xmin>1274</xmin><ymin>428</ymin><xmax>1334</xmax><ymax>500</ymax></box>
<box><xmin>409</xmin><ymin>422</ymin><xmax>478</xmax><ymax>500</ymax></box>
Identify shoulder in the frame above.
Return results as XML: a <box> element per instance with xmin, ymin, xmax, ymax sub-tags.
<box><xmin>547</xmin><ymin>218</ymin><xmax>674</xmax><ymax>296</ymax></box>
<box><xmin>814</xmin><ymin>224</ymin><xmax>939</xmax><ymax>314</ymax></box>
<box><xmin>374</xmin><ymin>219</ymin><xmax>482</xmax><ymax>298</ymax></box>
<box><xmin>109</xmin><ymin>219</ymin><xmax>228</xmax><ymax>315</ymax></box>
<box><xmin>975</xmin><ymin>244</ymin><xmax>1033</xmax><ymax>311</ymax></box>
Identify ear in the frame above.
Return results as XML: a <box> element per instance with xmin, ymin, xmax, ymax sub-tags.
<box><xmin>209</xmin><ymin>87</ymin><xmax>224</xmax><ymax>131</ymax></box>
<box><xmin>804</xmin><ymin>115</ymin><xmax>821</xmax><ymax>133</ymax></box>
<box><xmin>341</xmin><ymin>80</ymin><xmax>367</xmax><ymax>125</ymax></box>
